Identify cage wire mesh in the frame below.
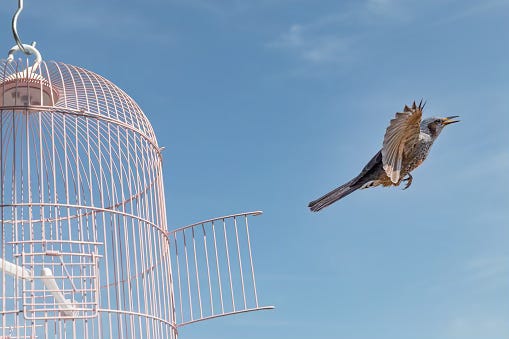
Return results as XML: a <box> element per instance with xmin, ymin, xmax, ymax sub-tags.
<box><xmin>0</xmin><ymin>57</ymin><xmax>272</xmax><ymax>339</ymax></box>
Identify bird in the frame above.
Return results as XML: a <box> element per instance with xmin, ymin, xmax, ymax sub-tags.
<box><xmin>308</xmin><ymin>100</ymin><xmax>459</xmax><ymax>212</ymax></box>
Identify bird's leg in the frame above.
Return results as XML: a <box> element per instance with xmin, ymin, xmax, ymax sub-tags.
<box><xmin>402</xmin><ymin>173</ymin><xmax>413</xmax><ymax>190</ymax></box>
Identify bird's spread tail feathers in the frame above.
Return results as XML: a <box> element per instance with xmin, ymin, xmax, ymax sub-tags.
<box><xmin>308</xmin><ymin>180</ymin><xmax>360</xmax><ymax>212</ymax></box>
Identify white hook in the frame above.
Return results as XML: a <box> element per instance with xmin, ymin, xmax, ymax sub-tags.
<box><xmin>7</xmin><ymin>43</ymin><xmax>42</xmax><ymax>71</ymax></box>
<box><xmin>12</xmin><ymin>0</ymin><xmax>29</xmax><ymax>54</ymax></box>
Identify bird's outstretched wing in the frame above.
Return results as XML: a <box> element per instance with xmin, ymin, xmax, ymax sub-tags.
<box><xmin>381</xmin><ymin>101</ymin><xmax>423</xmax><ymax>183</ymax></box>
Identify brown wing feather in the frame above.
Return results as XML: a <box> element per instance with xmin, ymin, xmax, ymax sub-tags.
<box><xmin>381</xmin><ymin>101</ymin><xmax>423</xmax><ymax>183</ymax></box>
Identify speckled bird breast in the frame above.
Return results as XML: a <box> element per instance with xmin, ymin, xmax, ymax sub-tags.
<box><xmin>402</xmin><ymin>136</ymin><xmax>434</xmax><ymax>175</ymax></box>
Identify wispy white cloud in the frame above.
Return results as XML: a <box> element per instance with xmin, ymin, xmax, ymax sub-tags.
<box><xmin>269</xmin><ymin>24</ymin><xmax>352</xmax><ymax>64</ymax></box>
<box><xmin>268</xmin><ymin>0</ymin><xmax>509</xmax><ymax>67</ymax></box>
<box><xmin>267</xmin><ymin>0</ymin><xmax>410</xmax><ymax>66</ymax></box>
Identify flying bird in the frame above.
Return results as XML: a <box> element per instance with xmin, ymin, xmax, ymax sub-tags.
<box><xmin>308</xmin><ymin>101</ymin><xmax>459</xmax><ymax>212</ymax></box>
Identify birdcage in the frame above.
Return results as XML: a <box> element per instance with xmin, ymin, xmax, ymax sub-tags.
<box><xmin>0</xmin><ymin>3</ymin><xmax>272</xmax><ymax>338</ymax></box>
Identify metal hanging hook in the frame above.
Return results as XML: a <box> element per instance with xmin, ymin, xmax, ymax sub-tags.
<box><xmin>12</xmin><ymin>0</ymin><xmax>29</xmax><ymax>54</ymax></box>
<box><xmin>7</xmin><ymin>0</ymin><xmax>43</xmax><ymax>65</ymax></box>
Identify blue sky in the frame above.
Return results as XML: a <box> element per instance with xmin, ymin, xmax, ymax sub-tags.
<box><xmin>2</xmin><ymin>0</ymin><xmax>508</xmax><ymax>338</ymax></box>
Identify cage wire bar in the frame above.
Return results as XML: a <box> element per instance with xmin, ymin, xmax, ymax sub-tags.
<box><xmin>0</xmin><ymin>57</ymin><xmax>272</xmax><ymax>339</ymax></box>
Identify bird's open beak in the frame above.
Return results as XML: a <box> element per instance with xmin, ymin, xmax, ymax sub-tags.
<box><xmin>442</xmin><ymin>115</ymin><xmax>460</xmax><ymax>125</ymax></box>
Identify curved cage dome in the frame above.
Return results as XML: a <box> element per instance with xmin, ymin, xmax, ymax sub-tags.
<box><xmin>0</xmin><ymin>58</ymin><xmax>157</xmax><ymax>143</ymax></box>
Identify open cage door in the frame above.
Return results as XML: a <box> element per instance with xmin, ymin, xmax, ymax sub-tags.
<box><xmin>167</xmin><ymin>211</ymin><xmax>274</xmax><ymax>327</ymax></box>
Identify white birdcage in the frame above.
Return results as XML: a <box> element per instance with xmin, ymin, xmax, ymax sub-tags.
<box><xmin>0</xmin><ymin>4</ymin><xmax>272</xmax><ymax>338</ymax></box>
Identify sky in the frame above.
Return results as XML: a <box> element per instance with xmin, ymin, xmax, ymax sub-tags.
<box><xmin>1</xmin><ymin>0</ymin><xmax>508</xmax><ymax>338</ymax></box>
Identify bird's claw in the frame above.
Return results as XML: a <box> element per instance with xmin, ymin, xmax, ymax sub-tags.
<box><xmin>402</xmin><ymin>174</ymin><xmax>413</xmax><ymax>190</ymax></box>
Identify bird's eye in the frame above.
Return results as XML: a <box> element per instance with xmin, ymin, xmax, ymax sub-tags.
<box><xmin>435</xmin><ymin>119</ymin><xmax>441</xmax><ymax>124</ymax></box>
